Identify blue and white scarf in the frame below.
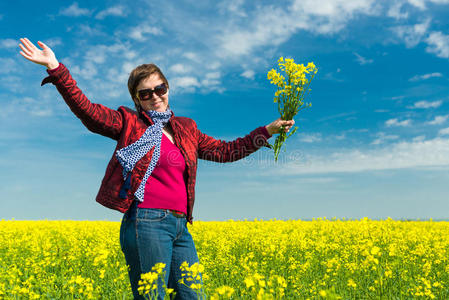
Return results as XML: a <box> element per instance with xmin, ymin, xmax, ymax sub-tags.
<box><xmin>115</xmin><ymin>108</ymin><xmax>173</xmax><ymax>201</ymax></box>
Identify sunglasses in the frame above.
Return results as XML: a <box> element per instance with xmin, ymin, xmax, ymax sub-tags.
<box><xmin>137</xmin><ymin>83</ymin><xmax>167</xmax><ymax>101</ymax></box>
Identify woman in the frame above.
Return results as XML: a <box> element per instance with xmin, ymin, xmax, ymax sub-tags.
<box><xmin>18</xmin><ymin>37</ymin><xmax>295</xmax><ymax>299</ymax></box>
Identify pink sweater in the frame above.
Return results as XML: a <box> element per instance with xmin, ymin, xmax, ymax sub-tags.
<box><xmin>137</xmin><ymin>126</ymin><xmax>272</xmax><ymax>215</ymax></box>
<box><xmin>138</xmin><ymin>133</ymin><xmax>188</xmax><ymax>214</ymax></box>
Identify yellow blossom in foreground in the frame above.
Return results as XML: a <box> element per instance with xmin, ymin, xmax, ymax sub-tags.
<box><xmin>2</xmin><ymin>218</ymin><xmax>449</xmax><ymax>299</ymax></box>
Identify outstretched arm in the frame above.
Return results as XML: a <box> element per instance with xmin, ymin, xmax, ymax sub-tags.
<box><xmin>18</xmin><ymin>38</ymin><xmax>123</xmax><ymax>140</ymax></box>
<box><xmin>197</xmin><ymin>118</ymin><xmax>295</xmax><ymax>162</ymax></box>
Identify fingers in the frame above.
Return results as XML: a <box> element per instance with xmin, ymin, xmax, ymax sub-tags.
<box><xmin>281</xmin><ymin>120</ymin><xmax>294</xmax><ymax>132</ymax></box>
<box><xmin>271</xmin><ymin>118</ymin><xmax>295</xmax><ymax>133</ymax></box>
<box><xmin>280</xmin><ymin>119</ymin><xmax>295</xmax><ymax>126</ymax></box>
<box><xmin>24</xmin><ymin>37</ymin><xmax>38</xmax><ymax>50</ymax></box>
<box><xmin>37</xmin><ymin>41</ymin><xmax>48</xmax><ymax>49</ymax></box>
<box><xmin>19</xmin><ymin>38</ymin><xmax>35</xmax><ymax>53</ymax></box>
<box><xmin>19</xmin><ymin>51</ymin><xmax>32</xmax><ymax>61</ymax></box>
<box><xmin>19</xmin><ymin>43</ymin><xmax>33</xmax><ymax>57</ymax></box>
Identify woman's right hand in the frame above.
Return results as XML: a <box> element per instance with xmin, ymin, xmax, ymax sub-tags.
<box><xmin>19</xmin><ymin>38</ymin><xmax>59</xmax><ymax>70</ymax></box>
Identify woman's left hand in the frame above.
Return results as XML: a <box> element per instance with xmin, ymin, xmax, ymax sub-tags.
<box><xmin>265</xmin><ymin>118</ymin><xmax>295</xmax><ymax>136</ymax></box>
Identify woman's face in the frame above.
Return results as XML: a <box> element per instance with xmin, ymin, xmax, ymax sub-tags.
<box><xmin>135</xmin><ymin>73</ymin><xmax>169</xmax><ymax>112</ymax></box>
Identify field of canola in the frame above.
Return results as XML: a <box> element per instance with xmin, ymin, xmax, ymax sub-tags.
<box><xmin>1</xmin><ymin>218</ymin><xmax>449</xmax><ymax>299</ymax></box>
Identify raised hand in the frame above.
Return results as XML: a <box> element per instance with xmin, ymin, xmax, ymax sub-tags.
<box><xmin>19</xmin><ymin>38</ymin><xmax>59</xmax><ymax>69</ymax></box>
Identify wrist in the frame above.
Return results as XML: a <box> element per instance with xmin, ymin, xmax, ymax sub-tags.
<box><xmin>265</xmin><ymin>125</ymin><xmax>273</xmax><ymax>136</ymax></box>
<box><xmin>46</xmin><ymin>61</ymin><xmax>59</xmax><ymax>70</ymax></box>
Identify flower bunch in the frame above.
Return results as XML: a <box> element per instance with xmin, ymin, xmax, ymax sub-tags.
<box><xmin>267</xmin><ymin>57</ymin><xmax>317</xmax><ymax>161</ymax></box>
<box><xmin>138</xmin><ymin>263</ymin><xmax>175</xmax><ymax>299</ymax></box>
<box><xmin>179</xmin><ymin>261</ymin><xmax>206</xmax><ymax>299</ymax></box>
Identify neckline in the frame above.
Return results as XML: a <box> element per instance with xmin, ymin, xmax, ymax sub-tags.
<box><xmin>162</xmin><ymin>132</ymin><xmax>175</xmax><ymax>146</ymax></box>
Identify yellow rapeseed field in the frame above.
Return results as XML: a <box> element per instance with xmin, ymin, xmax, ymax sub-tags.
<box><xmin>1</xmin><ymin>218</ymin><xmax>449</xmax><ymax>299</ymax></box>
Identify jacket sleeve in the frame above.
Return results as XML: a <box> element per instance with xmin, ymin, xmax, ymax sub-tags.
<box><xmin>196</xmin><ymin>123</ymin><xmax>272</xmax><ymax>162</ymax></box>
<box><xmin>41</xmin><ymin>63</ymin><xmax>123</xmax><ymax>140</ymax></box>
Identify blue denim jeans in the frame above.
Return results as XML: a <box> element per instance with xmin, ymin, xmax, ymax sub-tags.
<box><xmin>120</xmin><ymin>201</ymin><xmax>202</xmax><ymax>300</ymax></box>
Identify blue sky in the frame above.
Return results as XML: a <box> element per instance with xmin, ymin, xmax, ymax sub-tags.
<box><xmin>1</xmin><ymin>0</ymin><xmax>449</xmax><ymax>221</ymax></box>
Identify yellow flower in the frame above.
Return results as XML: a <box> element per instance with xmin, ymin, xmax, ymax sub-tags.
<box><xmin>244</xmin><ymin>277</ymin><xmax>255</xmax><ymax>288</ymax></box>
<box><xmin>371</xmin><ymin>246</ymin><xmax>380</xmax><ymax>256</ymax></box>
<box><xmin>347</xmin><ymin>279</ymin><xmax>357</xmax><ymax>288</ymax></box>
<box><xmin>190</xmin><ymin>283</ymin><xmax>202</xmax><ymax>290</ymax></box>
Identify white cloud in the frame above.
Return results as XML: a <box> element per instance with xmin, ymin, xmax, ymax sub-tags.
<box><xmin>129</xmin><ymin>25</ymin><xmax>163</xmax><ymax>41</ymax></box>
<box><xmin>124</xmin><ymin>50</ymin><xmax>137</xmax><ymax>61</ymax></box>
<box><xmin>353</xmin><ymin>52</ymin><xmax>373</xmax><ymax>65</ymax></box>
<box><xmin>76</xmin><ymin>24</ymin><xmax>106</xmax><ymax>36</ymax></box>
<box><xmin>169</xmin><ymin>63</ymin><xmax>191</xmax><ymax>74</ymax></box>
<box><xmin>1</xmin><ymin>96</ymin><xmax>53</xmax><ymax>118</ymax></box>
<box><xmin>85</xmin><ymin>48</ymin><xmax>107</xmax><ymax>64</ymax></box>
<box><xmin>409</xmin><ymin>72</ymin><xmax>443</xmax><ymax>81</ymax></box>
<box><xmin>122</xmin><ymin>61</ymin><xmax>136</xmax><ymax>73</ymax></box>
<box><xmin>0</xmin><ymin>75</ymin><xmax>21</xmax><ymax>92</ymax></box>
<box><xmin>276</xmin><ymin>136</ymin><xmax>449</xmax><ymax>174</ymax></box>
<box><xmin>392</xmin><ymin>17</ymin><xmax>449</xmax><ymax>60</ymax></box>
<box><xmin>425</xmin><ymin>31</ymin><xmax>449</xmax><ymax>58</ymax></box>
<box><xmin>83</xmin><ymin>43</ymin><xmax>131</xmax><ymax>65</ymax></box>
<box><xmin>324</xmin><ymin>68</ymin><xmax>344</xmax><ymax>82</ymax></box>
<box><xmin>201</xmin><ymin>72</ymin><xmax>222</xmax><ymax>89</ymax></box>
<box><xmin>0</xmin><ymin>39</ymin><xmax>17</xmax><ymax>49</ymax></box>
<box><xmin>439</xmin><ymin>127</ymin><xmax>449</xmax><ymax>135</ymax></box>
<box><xmin>95</xmin><ymin>5</ymin><xmax>126</xmax><ymax>19</ymax></box>
<box><xmin>408</xmin><ymin>100</ymin><xmax>442</xmax><ymax>109</ymax></box>
<box><xmin>204</xmin><ymin>72</ymin><xmax>220</xmax><ymax>80</ymax></box>
<box><xmin>297</xmin><ymin>177</ymin><xmax>339</xmax><ymax>184</ymax></box>
<box><xmin>335</xmin><ymin>133</ymin><xmax>346</xmax><ymax>140</ymax></box>
<box><xmin>318</xmin><ymin>111</ymin><xmax>357</xmax><ymax>122</ymax></box>
<box><xmin>107</xmin><ymin>68</ymin><xmax>126</xmax><ymax>84</ymax></box>
<box><xmin>412</xmin><ymin>135</ymin><xmax>426</xmax><ymax>142</ymax></box>
<box><xmin>68</xmin><ymin>42</ymin><xmax>137</xmax><ymax>86</ymax></box>
<box><xmin>171</xmin><ymin>76</ymin><xmax>201</xmax><ymax>93</ymax></box>
<box><xmin>216</xmin><ymin>0</ymin><xmax>379</xmax><ymax>58</ymax></box>
<box><xmin>299</xmin><ymin>133</ymin><xmax>322</xmax><ymax>143</ymax></box>
<box><xmin>427</xmin><ymin>115</ymin><xmax>449</xmax><ymax>125</ymax></box>
<box><xmin>391</xmin><ymin>19</ymin><xmax>431</xmax><ymax>48</ymax></box>
<box><xmin>31</xmin><ymin>109</ymin><xmax>53</xmax><ymax>117</ymax></box>
<box><xmin>241</xmin><ymin>70</ymin><xmax>255</xmax><ymax>80</ymax></box>
<box><xmin>0</xmin><ymin>58</ymin><xmax>17</xmax><ymax>74</ymax></box>
<box><xmin>207</xmin><ymin>62</ymin><xmax>221</xmax><ymax>70</ymax></box>
<box><xmin>408</xmin><ymin>0</ymin><xmax>427</xmax><ymax>9</ymax></box>
<box><xmin>371</xmin><ymin>132</ymin><xmax>399</xmax><ymax>145</ymax></box>
<box><xmin>408</xmin><ymin>0</ymin><xmax>449</xmax><ymax>8</ymax></box>
<box><xmin>183</xmin><ymin>52</ymin><xmax>199</xmax><ymax>62</ymax></box>
<box><xmin>71</xmin><ymin>61</ymin><xmax>98</xmax><ymax>80</ymax></box>
<box><xmin>44</xmin><ymin>37</ymin><xmax>62</xmax><ymax>48</ymax></box>
<box><xmin>60</xmin><ymin>2</ymin><xmax>91</xmax><ymax>17</ymax></box>
<box><xmin>387</xmin><ymin>1</ymin><xmax>408</xmax><ymax>19</ymax></box>
<box><xmin>390</xmin><ymin>95</ymin><xmax>405</xmax><ymax>101</ymax></box>
<box><xmin>385</xmin><ymin>118</ymin><xmax>411</xmax><ymax>127</ymax></box>
<box><xmin>218</xmin><ymin>0</ymin><xmax>247</xmax><ymax>17</ymax></box>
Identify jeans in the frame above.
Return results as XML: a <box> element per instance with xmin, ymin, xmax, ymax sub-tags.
<box><xmin>120</xmin><ymin>201</ymin><xmax>202</xmax><ymax>300</ymax></box>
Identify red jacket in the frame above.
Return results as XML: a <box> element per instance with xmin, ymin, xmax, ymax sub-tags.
<box><xmin>42</xmin><ymin>63</ymin><xmax>272</xmax><ymax>224</ymax></box>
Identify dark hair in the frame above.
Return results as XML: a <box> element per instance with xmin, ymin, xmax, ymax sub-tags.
<box><xmin>127</xmin><ymin>63</ymin><xmax>169</xmax><ymax>112</ymax></box>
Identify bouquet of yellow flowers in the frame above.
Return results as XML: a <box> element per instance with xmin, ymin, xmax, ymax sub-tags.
<box><xmin>266</xmin><ymin>57</ymin><xmax>318</xmax><ymax>161</ymax></box>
